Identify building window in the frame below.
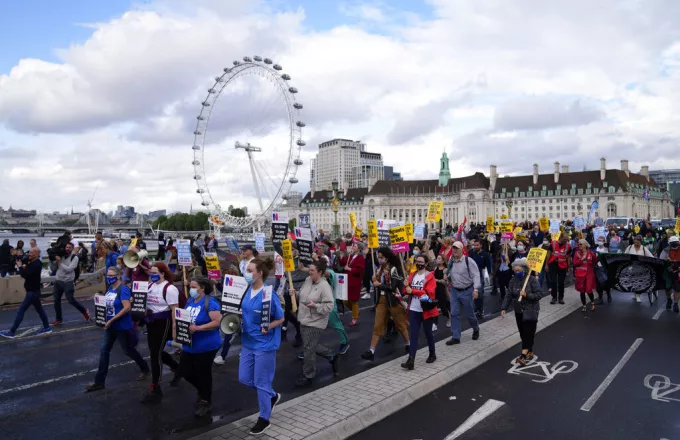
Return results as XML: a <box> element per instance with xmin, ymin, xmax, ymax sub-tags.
<box><xmin>542</xmin><ymin>185</ymin><xmax>547</xmax><ymax>190</ymax></box>
<box><xmin>607</xmin><ymin>203</ymin><xmax>617</xmax><ymax>217</ymax></box>
<box><xmin>587</xmin><ymin>182</ymin><xmax>592</xmax><ymax>189</ymax></box>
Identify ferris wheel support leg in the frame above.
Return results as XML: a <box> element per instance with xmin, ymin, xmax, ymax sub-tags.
<box><xmin>247</xmin><ymin>150</ymin><xmax>265</xmax><ymax>214</ymax></box>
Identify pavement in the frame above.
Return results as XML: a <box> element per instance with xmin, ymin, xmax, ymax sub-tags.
<box><xmin>0</xmin><ymin>283</ymin><xmax>506</xmax><ymax>440</ymax></box>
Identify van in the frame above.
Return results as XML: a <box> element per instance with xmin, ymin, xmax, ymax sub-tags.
<box><xmin>605</xmin><ymin>217</ymin><xmax>635</xmax><ymax>229</ymax></box>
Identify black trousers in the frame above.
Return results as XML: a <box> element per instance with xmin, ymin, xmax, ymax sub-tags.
<box><xmin>550</xmin><ymin>263</ymin><xmax>567</xmax><ymax>300</ymax></box>
<box><xmin>283</xmin><ymin>294</ymin><xmax>302</xmax><ymax>340</ymax></box>
<box><xmin>179</xmin><ymin>348</ymin><xmax>219</xmax><ymax>402</ymax></box>
<box><xmin>515</xmin><ymin>313</ymin><xmax>537</xmax><ymax>352</ymax></box>
<box><xmin>497</xmin><ymin>270</ymin><xmax>511</xmax><ymax>300</ymax></box>
<box><xmin>146</xmin><ymin>318</ymin><xmax>179</xmax><ymax>385</ymax></box>
<box><xmin>434</xmin><ymin>287</ymin><xmax>450</xmax><ymax>325</ymax></box>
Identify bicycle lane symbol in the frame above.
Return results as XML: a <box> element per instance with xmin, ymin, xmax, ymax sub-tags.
<box><xmin>507</xmin><ymin>356</ymin><xmax>579</xmax><ymax>383</ymax></box>
<box><xmin>644</xmin><ymin>375</ymin><xmax>680</xmax><ymax>403</ymax></box>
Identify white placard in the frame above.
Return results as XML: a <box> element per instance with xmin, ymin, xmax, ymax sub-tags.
<box><xmin>254</xmin><ymin>233</ymin><xmax>265</xmax><ymax>252</ymax></box>
<box><xmin>335</xmin><ymin>273</ymin><xmax>348</xmax><ymax>301</ymax></box>
<box><xmin>221</xmin><ymin>275</ymin><xmax>249</xmax><ymax>314</ymax></box>
<box><xmin>549</xmin><ymin>219</ymin><xmax>561</xmax><ymax>234</ymax></box>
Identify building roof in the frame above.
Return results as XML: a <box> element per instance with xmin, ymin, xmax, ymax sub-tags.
<box><xmin>301</xmin><ymin>188</ymin><xmax>369</xmax><ymax>205</ymax></box>
<box><xmin>367</xmin><ymin>172</ymin><xmax>490</xmax><ymax>196</ymax></box>
<box><xmin>494</xmin><ymin>169</ymin><xmax>661</xmax><ymax>194</ymax></box>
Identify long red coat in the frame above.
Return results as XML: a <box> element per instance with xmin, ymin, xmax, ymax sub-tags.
<box><xmin>573</xmin><ymin>249</ymin><xmax>598</xmax><ymax>293</ymax></box>
<box><xmin>345</xmin><ymin>253</ymin><xmax>366</xmax><ymax>301</ymax></box>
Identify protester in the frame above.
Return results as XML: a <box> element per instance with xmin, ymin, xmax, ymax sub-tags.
<box><xmin>547</xmin><ymin>232</ymin><xmax>571</xmax><ymax>305</ymax></box>
<box><xmin>343</xmin><ymin>242</ymin><xmax>365</xmax><ymax>327</ymax></box>
<box><xmin>574</xmin><ymin>239</ymin><xmax>598</xmax><ymax>311</ymax></box>
<box><xmin>433</xmin><ymin>254</ymin><xmax>451</xmax><ymax>328</ymax></box>
<box><xmin>501</xmin><ymin>258</ymin><xmax>542</xmax><ymax>365</ymax></box>
<box><xmin>446</xmin><ymin>241</ymin><xmax>481</xmax><ymax>345</ymax></box>
<box><xmin>402</xmin><ymin>254</ymin><xmax>437</xmax><ymax>370</ymax></box>
<box><xmin>156</xmin><ymin>232</ymin><xmax>167</xmax><ymax>262</ymax></box>
<box><xmin>239</xmin><ymin>245</ymin><xmax>258</xmax><ymax>277</ymax></box>
<box><xmin>238</xmin><ymin>257</ymin><xmax>284</xmax><ymax>435</ymax></box>
<box><xmin>594</xmin><ymin>236</ymin><xmax>612</xmax><ymax>304</ymax></box>
<box><xmin>52</xmin><ymin>243</ymin><xmax>90</xmax><ymax>325</ymax></box>
<box><xmin>0</xmin><ymin>247</ymin><xmax>52</xmax><ymax>338</ymax></box>
<box><xmin>660</xmin><ymin>236</ymin><xmax>680</xmax><ymax>313</ymax></box>
<box><xmin>469</xmin><ymin>240</ymin><xmax>492</xmax><ymax>320</ymax></box>
<box><xmin>179</xmin><ymin>276</ymin><xmax>222</xmax><ymax>416</ymax></box>
<box><xmin>494</xmin><ymin>243</ymin><xmax>512</xmax><ymax>301</ymax></box>
<box><xmin>439</xmin><ymin>237</ymin><xmax>454</xmax><ymax>262</ymax></box>
<box><xmin>85</xmin><ymin>267</ymin><xmax>149</xmax><ymax>392</ymax></box>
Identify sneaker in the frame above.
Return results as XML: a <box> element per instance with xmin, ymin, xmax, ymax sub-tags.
<box><xmin>141</xmin><ymin>384</ymin><xmax>163</xmax><ymax>403</ymax></box>
<box><xmin>137</xmin><ymin>371</ymin><xmax>150</xmax><ymax>381</ymax></box>
<box><xmin>50</xmin><ymin>319</ymin><xmax>63</xmax><ymax>326</ymax></box>
<box><xmin>83</xmin><ymin>309</ymin><xmax>91</xmax><ymax>322</ymax></box>
<box><xmin>194</xmin><ymin>399</ymin><xmax>212</xmax><ymax>417</ymax></box>
<box><xmin>249</xmin><ymin>417</ymin><xmax>271</xmax><ymax>435</ymax></box>
<box><xmin>84</xmin><ymin>383</ymin><xmax>105</xmax><ymax>393</ymax></box>
<box><xmin>214</xmin><ymin>355</ymin><xmax>225</xmax><ymax>365</ymax></box>
<box><xmin>432</xmin><ymin>324</ymin><xmax>438</xmax><ymax>333</ymax></box>
<box><xmin>674</xmin><ymin>303</ymin><xmax>679</xmax><ymax>314</ymax></box>
<box><xmin>550</xmin><ymin>299</ymin><xmax>557</xmax><ymax>305</ymax></box>
<box><xmin>0</xmin><ymin>330</ymin><xmax>16</xmax><ymax>339</ymax></box>
<box><xmin>271</xmin><ymin>392</ymin><xmax>282</xmax><ymax>411</ymax></box>
<box><xmin>36</xmin><ymin>327</ymin><xmax>52</xmax><ymax>336</ymax></box>
<box><xmin>361</xmin><ymin>293</ymin><xmax>371</xmax><ymax>300</ymax></box>
<box><xmin>348</xmin><ymin>320</ymin><xmax>359</xmax><ymax>327</ymax></box>
<box><xmin>635</xmin><ymin>295</ymin><xmax>642</xmax><ymax>303</ymax></box>
<box><xmin>446</xmin><ymin>338</ymin><xmax>460</xmax><ymax>346</ymax></box>
<box><xmin>294</xmin><ymin>376</ymin><xmax>313</xmax><ymax>388</ymax></box>
<box><xmin>525</xmin><ymin>352</ymin><xmax>535</xmax><ymax>362</ymax></box>
<box><xmin>296</xmin><ymin>352</ymin><xmax>305</xmax><ymax>360</ymax></box>
<box><xmin>515</xmin><ymin>354</ymin><xmax>527</xmax><ymax>366</ymax></box>
<box><xmin>339</xmin><ymin>343</ymin><xmax>350</xmax><ymax>355</ymax></box>
<box><xmin>666</xmin><ymin>298</ymin><xmax>673</xmax><ymax>310</ymax></box>
<box><xmin>361</xmin><ymin>350</ymin><xmax>375</xmax><ymax>361</ymax></box>
<box><xmin>169</xmin><ymin>372</ymin><xmax>182</xmax><ymax>387</ymax></box>
<box><xmin>330</xmin><ymin>354</ymin><xmax>340</xmax><ymax>375</ymax></box>
<box><xmin>446</xmin><ymin>318</ymin><xmax>451</xmax><ymax>328</ymax></box>
<box><xmin>472</xmin><ymin>330</ymin><xmax>480</xmax><ymax>340</ymax></box>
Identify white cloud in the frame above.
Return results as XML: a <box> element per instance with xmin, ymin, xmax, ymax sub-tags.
<box><xmin>1</xmin><ymin>0</ymin><xmax>680</xmax><ymax>216</ymax></box>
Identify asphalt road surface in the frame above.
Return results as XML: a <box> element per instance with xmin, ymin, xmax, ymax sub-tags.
<box><xmin>0</xmin><ymin>284</ymin><xmax>506</xmax><ymax>440</ymax></box>
<box><xmin>350</xmin><ymin>290</ymin><xmax>680</xmax><ymax>440</ymax></box>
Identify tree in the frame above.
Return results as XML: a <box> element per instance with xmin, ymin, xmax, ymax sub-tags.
<box><xmin>288</xmin><ymin>218</ymin><xmax>297</xmax><ymax>231</ymax></box>
<box><xmin>152</xmin><ymin>215</ymin><xmax>168</xmax><ymax>229</ymax></box>
<box><xmin>231</xmin><ymin>208</ymin><xmax>246</xmax><ymax>218</ymax></box>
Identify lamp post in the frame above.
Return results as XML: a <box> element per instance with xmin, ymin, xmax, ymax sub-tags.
<box><xmin>331</xmin><ymin>180</ymin><xmax>340</xmax><ymax>240</ymax></box>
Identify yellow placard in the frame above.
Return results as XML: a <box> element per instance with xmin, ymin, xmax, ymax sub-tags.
<box><xmin>634</xmin><ymin>225</ymin><xmax>640</xmax><ymax>234</ymax></box>
<box><xmin>526</xmin><ymin>247</ymin><xmax>548</xmax><ymax>273</ymax></box>
<box><xmin>539</xmin><ymin>217</ymin><xmax>550</xmax><ymax>232</ymax></box>
<box><xmin>205</xmin><ymin>254</ymin><xmax>219</xmax><ymax>271</ymax></box>
<box><xmin>405</xmin><ymin>223</ymin><xmax>414</xmax><ymax>243</ymax></box>
<box><xmin>130</xmin><ymin>237</ymin><xmax>138</xmax><ymax>247</ymax></box>
<box><xmin>389</xmin><ymin>226</ymin><xmax>408</xmax><ymax>244</ymax></box>
<box><xmin>426</xmin><ymin>201</ymin><xmax>444</xmax><ymax>223</ymax></box>
<box><xmin>349</xmin><ymin>212</ymin><xmax>357</xmax><ymax>232</ymax></box>
<box><xmin>367</xmin><ymin>220</ymin><xmax>379</xmax><ymax>249</ymax></box>
<box><xmin>281</xmin><ymin>239</ymin><xmax>295</xmax><ymax>272</ymax></box>
<box><xmin>551</xmin><ymin>232</ymin><xmax>561</xmax><ymax>241</ymax></box>
<box><xmin>515</xmin><ymin>233</ymin><xmax>529</xmax><ymax>242</ymax></box>
<box><xmin>514</xmin><ymin>227</ymin><xmax>523</xmax><ymax>234</ymax></box>
<box><xmin>486</xmin><ymin>216</ymin><xmax>494</xmax><ymax>233</ymax></box>
<box><xmin>500</xmin><ymin>222</ymin><xmax>514</xmax><ymax>233</ymax></box>
<box><xmin>675</xmin><ymin>217</ymin><xmax>680</xmax><ymax>233</ymax></box>
<box><xmin>500</xmin><ymin>214</ymin><xmax>508</xmax><ymax>220</ymax></box>
<box><xmin>354</xmin><ymin>227</ymin><xmax>362</xmax><ymax>241</ymax></box>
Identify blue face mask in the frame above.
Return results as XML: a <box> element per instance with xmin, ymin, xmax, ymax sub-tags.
<box><xmin>515</xmin><ymin>271</ymin><xmax>524</xmax><ymax>278</ymax></box>
<box><xmin>106</xmin><ymin>276</ymin><xmax>118</xmax><ymax>285</ymax></box>
<box><xmin>244</xmin><ymin>273</ymin><xmax>254</xmax><ymax>285</ymax></box>
<box><xmin>189</xmin><ymin>288</ymin><xmax>199</xmax><ymax>298</ymax></box>
<box><xmin>150</xmin><ymin>273</ymin><xmax>162</xmax><ymax>283</ymax></box>
<box><xmin>412</xmin><ymin>250</ymin><xmax>420</xmax><ymax>256</ymax></box>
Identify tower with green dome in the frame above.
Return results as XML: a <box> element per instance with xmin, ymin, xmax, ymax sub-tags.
<box><xmin>438</xmin><ymin>151</ymin><xmax>451</xmax><ymax>187</ymax></box>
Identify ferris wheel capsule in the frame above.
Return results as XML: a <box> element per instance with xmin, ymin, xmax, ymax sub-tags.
<box><xmin>254</xmin><ymin>56</ymin><xmax>263</xmax><ymax>62</ymax></box>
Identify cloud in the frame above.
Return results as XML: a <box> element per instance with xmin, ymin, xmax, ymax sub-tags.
<box><xmin>493</xmin><ymin>96</ymin><xmax>605</xmax><ymax>131</ymax></box>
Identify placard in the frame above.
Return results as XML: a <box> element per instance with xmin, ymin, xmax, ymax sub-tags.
<box><xmin>294</xmin><ymin>227</ymin><xmax>314</xmax><ymax>265</ymax></box>
<box><xmin>254</xmin><ymin>233</ymin><xmax>265</xmax><ymax>253</ymax></box>
<box><xmin>500</xmin><ymin>214</ymin><xmax>508</xmax><ymax>220</ymax></box>
<box><xmin>675</xmin><ymin>217</ymin><xmax>680</xmax><ymax>233</ymax></box>
<box><xmin>349</xmin><ymin>212</ymin><xmax>357</xmax><ymax>232</ymax></box>
<box><xmin>176</xmin><ymin>239</ymin><xmax>192</xmax><ymax>266</ymax></box>
<box><xmin>367</xmin><ymin>220</ymin><xmax>379</xmax><ymax>249</ymax></box>
<box><xmin>221</xmin><ymin>275</ymin><xmax>249</xmax><ymax>314</ymax></box>
<box><xmin>539</xmin><ymin>217</ymin><xmax>550</xmax><ymax>232</ymax></box>
<box><xmin>526</xmin><ymin>248</ymin><xmax>548</xmax><ymax>273</ymax></box>
<box><xmin>414</xmin><ymin>224</ymin><xmax>425</xmax><ymax>240</ymax></box>
<box><xmin>593</xmin><ymin>226</ymin><xmax>607</xmax><ymax>243</ymax></box>
<box><xmin>426</xmin><ymin>201</ymin><xmax>444</xmax><ymax>223</ymax></box>
<box><xmin>281</xmin><ymin>239</ymin><xmax>295</xmax><ymax>271</ymax></box>
<box><xmin>299</xmin><ymin>213</ymin><xmax>310</xmax><ymax>228</ymax></box>
<box><xmin>500</xmin><ymin>222</ymin><xmax>514</xmax><ymax>233</ymax></box>
<box><xmin>353</xmin><ymin>227</ymin><xmax>363</xmax><ymax>242</ymax></box>
<box><xmin>549</xmin><ymin>219</ymin><xmax>561</xmax><ymax>234</ymax></box>
<box><xmin>377</xmin><ymin>219</ymin><xmax>399</xmax><ymax>247</ymax></box>
<box><xmin>271</xmin><ymin>211</ymin><xmax>290</xmax><ymax>241</ymax></box>
<box><xmin>405</xmin><ymin>223</ymin><xmax>414</xmax><ymax>243</ymax></box>
<box><xmin>335</xmin><ymin>273</ymin><xmax>348</xmax><ymax>301</ymax></box>
<box><xmin>486</xmin><ymin>216</ymin><xmax>494</xmax><ymax>233</ymax></box>
<box><xmin>174</xmin><ymin>308</ymin><xmax>192</xmax><ymax>346</ymax></box>
<box><xmin>205</xmin><ymin>252</ymin><xmax>221</xmax><ymax>279</ymax></box>
<box><xmin>501</xmin><ymin>232</ymin><xmax>514</xmax><ymax>242</ymax></box>
<box><xmin>94</xmin><ymin>294</ymin><xmax>107</xmax><ymax>328</ymax></box>
<box><xmin>311</xmin><ymin>224</ymin><xmax>318</xmax><ymax>239</ymax></box>
<box><xmin>573</xmin><ymin>216</ymin><xmax>586</xmax><ymax>232</ymax></box>
<box><xmin>130</xmin><ymin>281</ymin><xmax>148</xmax><ymax>316</ymax></box>
<box><xmin>260</xmin><ymin>286</ymin><xmax>273</xmax><ymax>328</ymax></box>
<box><xmin>389</xmin><ymin>225</ymin><xmax>409</xmax><ymax>253</ymax></box>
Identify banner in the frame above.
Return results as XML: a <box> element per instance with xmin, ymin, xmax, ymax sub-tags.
<box><xmin>94</xmin><ymin>294</ymin><xmax>107</xmax><ymax>328</ymax></box>
<box><xmin>254</xmin><ymin>233</ymin><xmax>265</xmax><ymax>253</ymax></box>
<box><xmin>604</xmin><ymin>254</ymin><xmax>665</xmax><ymax>294</ymax></box>
<box><xmin>389</xmin><ymin>225</ymin><xmax>409</xmax><ymax>253</ymax></box>
<box><xmin>549</xmin><ymin>219</ymin><xmax>561</xmax><ymax>234</ymax></box>
<box><xmin>221</xmin><ymin>275</ymin><xmax>248</xmax><ymax>314</ymax></box>
<box><xmin>174</xmin><ymin>308</ymin><xmax>192</xmax><ymax>346</ymax></box>
<box><xmin>526</xmin><ymin>248</ymin><xmax>548</xmax><ymax>273</ymax></box>
<box><xmin>426</xmin><ymin>201</ymin><xmax>444</xmax><ymax>223</ymax></box>
<box><xmin>271</xmin><ymin>211</ymin><xmax>290</xmax><ymax>241</ymax></box>
<box><xmin>353</xmin><ymin>227</ymin><xmax>363</xmax><ymax>242</ymax></box>
<box><xmin>405</xmin><ymin>223</ymin><xmax>414</xmax><ymax>243</ymax></box>
<box><xmin>367</xmin><ymin>220</ymin><xmax>379</xmax><ymax>249</ymax></box>
<box><xmin>281</xmin><ymin>239</ymin><xmax>295</xmax><ymax>271</ymax></box>
<box><xmin>414</xmin><ymin>224</ymin><xmax>425</xmax><ymax>240</ymax></box>
<box><xmin>335</xmin><ymin>273</ymin><xmax>348</xmax><ymax>301</ymax></box>
<box><xmin>204</xmin><ymin>252</ymin><xmax>221</xmax><ymax>279</ymax></box>
<box><xmin>176</xmin><ymin>239</ymin><xmax>192</xmax><ymax>266</ymax></box>
<box><xmin>299</xmin><ymin>213</ymin><xmax>310</xmax><ymax>228</ymax></box>
<box><xmin>294</xmin><ymin>227</ymin><xmax>314</xmax><ymax>265</ymax></box>
<box><xmin>486</xmin><ymin>216</ymin><xmax>494</xmax><ymax>233</ymax></box>
<box><xmin>500</xmin><ymin>222</ymin><xmax>514</xmax><ymax>233</ymax></box>
<box><xmin>130</xmin><ymin>281</ymin><xmax>148</xmax><ymax>317</ymax></box>
<box><xmin>539</xmin><ymin>217</ymin><xmax>550</xmax><ymax>232</ymax></box>
<box><xmin>349</xmin><ymin>212</ymin><xmax>357</xmax><ymax>232</ymax></box>
<box><xmin>377</xmin><ymin>219</ymin><xmax>399</xmax><ymax>247</ymax></box>
<box><xmin>587</xmin><ymin>201</ymin><xmax>599</xmax><ymax>224</ymax></box>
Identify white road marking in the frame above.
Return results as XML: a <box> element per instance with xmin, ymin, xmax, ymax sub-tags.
<box><xmin>443</xmin><ymin>399</ymin><xmax>505</xmax><ymax>440</ymax></box>
<box><xmin>16</xmin><ymin>326</ymin><xmax>40</xmax><ymax>337</ymax></box>
<box><xmin>0</xmin><ymin>324</ymin><xmax>97</xmax><ymax>345</ymax></box>
<box><xmin>652</xmin><ymin>305</ymin><xmax>666</xmax><ymax>320</ymax></box>
<box><xmin>580</xmin><ymin>338</ymin><xmax>643</xmax><ymax>412</ymax></box>
<box><xmin>0</xmin><ymin>356</ymin><xmax>151</xmax><ymax>396</ymax></box>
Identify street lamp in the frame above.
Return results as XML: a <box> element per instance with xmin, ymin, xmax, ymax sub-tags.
<box><xmin>331</xmin><ymin>180</ymin><xmax>340</xmax><ymax>240</ymax></box>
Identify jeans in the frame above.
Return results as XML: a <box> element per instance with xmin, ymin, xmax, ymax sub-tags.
<box><xmin>450</xmin><ymin>286</ymin><xmax>479</xmax><ymax>340</ymax></box>
<box><xmin>146</xmin><ymin>318</ymin><xmax>179</xmax><ymax>385</ymax></box>
<box><xmin>328</xmin><ymin>309</ymin><xmax>348</xmax><ymax>345</ymax></box>
<box><xmin>94</xmin><ymin>328</ymin><xmax>149</xmax><ymax>385</ymax></box>
<box><xmin>53</xmin><ymin>280</ymin><xmax>86</xmax><ymax>321</ymax></box>
<box><xmin>408</xmin><ymin>310</ymin><xmax>435</xmax><ymax>358</ymax></box>
<box><xmin>179</xmin><ymin>348</ymin><xmax>219</xmax><ymax>402</ymax></box>
<box><xmin>10</xmin><ymin>290</ymin><xmax>50</xmax><ymax>333</ymax></box>
<box><xmin>239</xmin><ymin>347</ymin><xmax>277</xmax><ymax>421</ymax></box>
<box><xmin>474</xmin><ymin>279</ymin><xmax>485</xmax><ymax>314</ymax></box>
<box><xmin>220</xmin><ymin>333</ymin><xmax>233</xmax><ymax>358</ymax></box>
<box><xmin>538</xmin><ymin>269</ymin><xmax>546</xmax><ymax>289</ymax></box>
<box><xmin>514</xmin><ymin>313</ymin><xmax>537</xmax><ymax>352</ymax></box>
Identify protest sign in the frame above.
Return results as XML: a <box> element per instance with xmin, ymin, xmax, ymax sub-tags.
<box><xmin>353</xmin><ymin>227</ymin><xmax>362</xmax><ymax>242</ymax></box>
<box><xmin>551</xmin><ymin>232</ymin><xmax>561</xmax><ymax>241</ymax></box>
<box><xmin>335</xmin><ymin>273</ymin><xmax>348</xmax><ymax>301</ymax></box>
<box><xmin>426</xmin><ymin>201</ymin><xmax>444</xmax><ymax>222</ymax></box>
<box><xmin>294</xmin><ymin>227</ymin><xmax>314</xmax><ymax>265</ymax></box>
<box><xmin>405</xmin><ymin>223</ymin><xmax>414</xmax><ymax>243</ymax></box>
<box><xmin>299</xmin><ymin>213</ymin><xmax>310</xmax><ymax>228</ymax></box>
<box><xmin>349</xmin><ymin>212</ymin><xmax>357</xmax><ymax>232</ymax></box>
<box><xmin>176</xmin><ymin>239</ymin><xmax>192</xmax><ymax>266</ymax></box>
<box><xmin>573</xmin><ymin>216</ymin><xmax>586</xmax><ymax>232</ymax></box>
<box><xmin>281</xmin><ymin>239</ymin><xmax>295</xmax><ymax>271</ymax></box>
<box><xmin>174</xmin><ymin>308</ymin><xmax>192</xmax><ymax>346</ymax></box>
<box><xmin>225</xmin><ymin>237</ymin><xmax>240</xmax><ymax>253</ymax></box>
<box><xmin>501</xmin><ymin>232</ymin><xmax>514</xmax><ymax>242</ymax></box>
<box><xmin>94</xmin><ymin>294</ymin><xmax>107</xmax><ymax>328</ymax></box>
<box><xmin>254</xmin><ymin>233</ymin><xmax>265</xmax><ymax>253</ymax></box>
<box><xmin>526</xmin><ymin>248</ymin><xmax>548</xmax><ymax>273</ymax></box>
<box><xmin>389</xmin><ymin>225</ymin><xmax>409</xmax><ymax>253</ymax></box>
<box><xmin>414</xmin><ymin>224</ymin><xmax>425</xmax><ymax>240</ymax></box>
<box><xmin>500</xmin><ymin>214</ymin><xmax>508</xmax><ymax>220</ymax></box>
<box><xmin>130</xmin><ymin>281</ymin><xmax>148</xmax><ymax>318</ymax></box>
<box><xmin>367</xmin><ymin>220</ymin><xmax>379</xmax><ymax>249</ymax></box>
<box><xmin>501</xmin><ymin>222</ymin><xmax>514</xmax><ymax>233</ymax></box>
<box><xmin>514</xmin><ymin>226</ymin><xmax>523</xmax><ymax>234</ymax></box>
<box><xmin>549</xmin><ymin>219</ymin><xmax>561</xmax><ymax>234</ymax></box>
<box><xmin>539</xmin><ymin>217</ymin><xmax>550</xmax><ymax>232</ymax></box>
<box><xmin>271</xmin><ymin>212</ymin><xmax>290</xmax><ymax>241</ymax></box>
<box><xmin>221</xmin><ymin>275</ymin><xmax>248</xmax><ymax>314</ymax></box>
<box><xmin>204</xmin><ymin>252</ymin><xmax>221</xmax><ymax>279</ymax></box>
<box><xmin>486</xmin><ymin>216</ymin><xmax>494</xmax><ymax>233</ymax></box>
<box><xmin>593</xmin><ymin>226</ymin><xmax>607</xmax><ymax>242</ymax></box>
<box><xmin>675</xmin><ymin>217</ymin><xmax>680</xmax><ymax>233</ymax></box>
<box><xmin>377</xmin><ymin>219</ymin><xmax>399</xmax><ymax>247</ymax></box>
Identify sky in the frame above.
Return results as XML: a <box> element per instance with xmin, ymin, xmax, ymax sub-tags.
<box><xmin>1</xmin><ymin>0</ymin><xmax>679</xmax><ymax>216</ymax></box>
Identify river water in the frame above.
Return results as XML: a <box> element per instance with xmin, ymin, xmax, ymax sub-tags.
<box><xmin>0</xmin><ymin>233</ymin><xmax>160</xmax><ymax>252</ymax></box>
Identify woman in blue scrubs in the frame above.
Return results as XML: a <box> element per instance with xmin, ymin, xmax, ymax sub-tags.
<box><xmin>238</xmin><ymin>257</ymin><xmax>285</xmax><ymax>436</ymax></box>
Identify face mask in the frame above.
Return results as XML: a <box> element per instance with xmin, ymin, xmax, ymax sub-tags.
<box><xmin>244</xmin><ymin>273</ymin><xmax>255</xmax><ymax>284</ymax></box>
<box><xmin>416</xmin><ymin>263</ymin><xmax>425</xmax><ymax>271</ymax></box>
<box><xmin>189</xmin><ymin>288</ymin><xmax>199</xmax><ymax>298</ymax></box>
<box><xmin>149</xmin><ymin>273</ymin><xmax>162</xmax><ymax>283</ymax></box>
<box><xmin>514</xmin><ymin>271</ymin><xmax>524</xmax><ymax>278</ymax></box>
<box><xmin>517</xmin><ymin>245</ymin><xmax>525</xmax><ymax>252</ymax></box>
<box><xmin>412</xmin><ymin>250</ymin><xmax>420</xmax><ymax>256</ymax></box>
<box><xmin>598</xmin><ymin>242</ymin><xmax>605</xmax><ymax>248</ymax></box>
<box><xmin>543</xmin><ymin>241</ymin><xmax>549</xmax><ymax>245</ymax></box>
<box><xmin>378</xmin><ymin>258</ymin><xmax>386</xmax><ymax>266</ymax></box>
<box><xmin>106</xmin><ymin>276</ymin><xmax>118</xmax><ymax>285</ymax></box>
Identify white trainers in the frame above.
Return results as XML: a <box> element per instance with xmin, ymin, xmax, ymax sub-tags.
<box><xmin>446</xmin><ymin>318</ymin><xmax>451</xmax><ymax>328</ymax></box>
<box><xmin>361</xmin><ymin>293</ymin><xmax>371</xmax><ymax>300</ymax></box>
<box><xmin>432</xmin><ymin>324</ymin><xmax>438</xmax><ymax>332</ymax></box>
<box><xmin>635</xmin><ymin>295</ymin><xmax>642</xmax><ymax>303</ymax></box>
<box><xmin>214</xmin><ymin>355</ymin><xmax>225</xmax><ymax>365</ymax></box>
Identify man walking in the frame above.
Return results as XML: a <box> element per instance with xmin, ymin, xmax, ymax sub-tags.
<box><xmin>52</xmin><ymin>243</ymin><xmax>90</xmax><ymax>325</ymax></box>
<box><xmin>469</xmin><ymin>240</ymin><xmax>492</xmax><ymax>320</ymax></box>
<box><xmin>446</xmin><ymin>241</ymin><xmax>481</xmax><ymax>346</ymax></box>
<box><xmin>1</xmin><ymin>247</ymin><xmax>52</xmax><ymax>338</ymax></box>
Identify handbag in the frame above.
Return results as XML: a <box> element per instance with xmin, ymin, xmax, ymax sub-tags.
<box><xmin>595</xmin><ymin>265</ymin><xmax>608</xmax><ymax>284</ymax></box>
<box><xmin>522</xmin><ymin>309</ymin><xmax>539</xmax><ymax>321</ymax></box>
<box><xmin>420</xmin><ymin>297</ymin><xmax>439</xmax><ymax>311</ymax></box>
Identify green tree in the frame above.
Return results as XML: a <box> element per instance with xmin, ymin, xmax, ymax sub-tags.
<box><xmin>152</xmin><ymin>215</ymin><xmax>168</xmax><ymax>229</ymax></box>
<box><xmin>193</xmin><ymin>212</ymin><xmax>209</xmax><ymax>230</ymax></box>
<box><xmin>231</xmin><ymin>208</ymin><xmax>246</xmax><ymax>218</ymax></box>
<box><xmin>288</xmin><ymin>218</ymin><xmax>297</xmax><ymax>231</ymax></box>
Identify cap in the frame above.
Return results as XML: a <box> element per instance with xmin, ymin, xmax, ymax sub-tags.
<box><xmin>241</xmin><ymin>244</ymin><xmax>259</xmax><ymax>256</ymax></box>
<box><xmin>670</xmin><ymin>236</ymin><xmax>679</xmax><ymax>243</ymax></box>
<box><xmin>452</xmin><ymin>241</ymin><xmax>464</xmax><ymax>249</ymax></box>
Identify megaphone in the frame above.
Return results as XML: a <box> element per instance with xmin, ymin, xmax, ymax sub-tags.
<box><xmin>220</xmin><ymin>314</ymin><xmax>241</xmax><ymax>335</ymax></box>
<box><xmin>123</xmin><ymin>249</ymin><xmax>148</xmax><ymax>269</ymax></box>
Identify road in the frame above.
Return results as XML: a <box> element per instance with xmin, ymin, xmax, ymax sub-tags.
<box><xmin>0</xmin><ymin>284</ymin><xmax>506</xmax><ymax>440</ymax></box>
<box><xmin>349</xmin><ymin>291</ymin><xmax>680</xmax><ymax>440</ymax></box>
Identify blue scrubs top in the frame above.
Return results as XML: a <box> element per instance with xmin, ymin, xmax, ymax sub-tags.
<box><xmin>240</xmin><ymin>284</ymin><xmax>284</xmax><ymax>352</ymax></box>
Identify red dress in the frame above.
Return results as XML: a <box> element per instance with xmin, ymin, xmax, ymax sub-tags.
<box><xmin>345</xmin><ymin>253</ymin><xmax>366</xmax><ymax>301</ymax></box>
<box><xmin>573</xmin><ymin>249</ymin><xmax>598</xmax><ymax>293</ymax></box>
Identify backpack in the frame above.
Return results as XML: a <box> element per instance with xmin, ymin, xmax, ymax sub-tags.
<box><xmin>71</xmin><ymin>255</ymin><xmax>81</xmax><ymax>282</ymax></box>
<box><xmin>163</xmin><ymin>282</ymin><xmax>187</xmax><ymax>309</ymax></box>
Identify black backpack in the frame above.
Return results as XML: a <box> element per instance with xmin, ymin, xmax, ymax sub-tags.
<box><xmin>72</xmin><ymin>255</ymin><xmax>81</xmax><ymax>282</ymax></box>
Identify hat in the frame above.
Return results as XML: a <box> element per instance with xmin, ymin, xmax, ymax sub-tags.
<box><xmin>670</xmin><ymin>236</ymin><xmax>679</xmax><ymax>243</ymax></box>
<box><xmin>241</xmin><ymin>244</ymin><xmax>259</xmax><ymax>256</ymax></box>
<box><xmin>452</xmin><ymin>241</ymin><xmax>464</xmax><ymax>249</ymax></box>
<box><xmin>578</xmin><ymin>239</ymin><xmax>590</xmax><ymax>247</ymax></box>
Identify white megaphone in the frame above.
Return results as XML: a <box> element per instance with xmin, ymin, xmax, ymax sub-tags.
<box><xmin>220</xmin><ymin>314</ymin><xmax>241</xmax><ymax>335</ymax></box>
<box><xmin>123</xmin><ymin>249</ymin><xmax>148</xmax><ymax>269</ymax></box>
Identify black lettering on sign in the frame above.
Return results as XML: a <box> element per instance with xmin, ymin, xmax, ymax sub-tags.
<box><xmin>297</xmin><ymin>240</ymin><xmax>314</xmax><ymax>265</ymax></box>
<box><xmin>271</xmin><ymin>223</ymin><xmax>289</xmax><ymax>241</ymax></box>
<box><xmin>174</xmin><ymin>308</ymin><xmax>192</xmax><ymax>346</ymax></box>
<box><xmin>94</xmin><ymin>295</ymin><xmax>107</xmax><ymax>328</ymax></box>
